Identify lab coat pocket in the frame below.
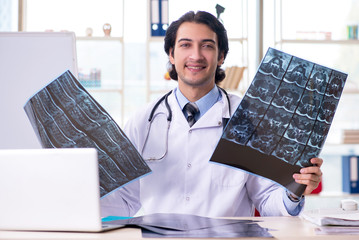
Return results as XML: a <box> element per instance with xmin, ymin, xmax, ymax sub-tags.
<box><xmin>211</xmin><ymin>163</ymin><xmax>246</xmax><ymax>187</ymax></box>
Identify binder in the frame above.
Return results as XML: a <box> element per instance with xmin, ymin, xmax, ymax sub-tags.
<box><xmin>150</xmin><ymin>0</ymin><xmax>168</xmax><ymax>36</ymax></box>
<box><xmin>342</xmin><ymin>155</ymin><xmax>359</xmax><ymax>193</ymax></box>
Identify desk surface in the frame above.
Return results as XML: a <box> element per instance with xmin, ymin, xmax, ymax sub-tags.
<box><xmin>0</xmin><ymin>216</ymin><xmax>357</xmax><ymax>239</ymax></box>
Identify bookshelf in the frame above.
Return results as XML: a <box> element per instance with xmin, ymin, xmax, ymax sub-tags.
<box><xmin>76</xmin><ymin>36</ymin><xmax>125</xmax><ymax>125</ymax></box>
<box><xmin>22</xmin><ymin>0</ymin><xmax>126</xmax><ymax>125</ymax></box>
<box><xmin>272</xmin><ymin>0</ymin><xmax>359</xmax><ymax>90</ymax></box>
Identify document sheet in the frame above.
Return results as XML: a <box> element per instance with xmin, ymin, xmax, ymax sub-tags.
<box><xmin>301</xmin><ymin>208</ymin><xmax>359</xmax><ymax>226</ymax></box>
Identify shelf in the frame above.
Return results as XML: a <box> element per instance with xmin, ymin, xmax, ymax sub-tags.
<box><xmin>148</xmin><ymin>37</ymin><xmax>248</xmax><ymax>43</ymax></box>
<box><xmin>229</xmin><ymin>37</ymin><xmax>248</xmax><ymax>42</ymax></box>
<box><xmin>76</xmin><ymin>36</ymin><xmax>124</xmax><ymax>41</ymax></box>
<box><xmin>148</xmin><ymin>36</ymin><xmax>165</xmax><ymax>42</ymax></box>
<box><xmin>343</xmin><ymin>88</ymin><xmax>359</xmax><ymax>94</ymax></box>
<box><xmin>148</xmin><ymin>89</ymin><xmax>172</xmax><ymax>95</ymax></box>
<box><xmin>276</xmin><ymin>39</ymin><xmax>359</xmax><ymax>45</ymax></box>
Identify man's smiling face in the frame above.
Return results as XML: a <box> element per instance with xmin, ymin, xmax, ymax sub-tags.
<box><xmin>169</xmin><ymin>22</ymin><xmax>224</xmax><ymax>96</ymax></box>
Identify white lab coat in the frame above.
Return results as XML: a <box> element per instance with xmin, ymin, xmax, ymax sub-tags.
<box><xmin>101</xmin><ymin>89</ymin><xmax>292</xmax><ymax>217</ymax></box>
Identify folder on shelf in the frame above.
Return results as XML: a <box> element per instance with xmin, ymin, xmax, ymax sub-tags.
<box><xmin>342</xmin><ymin>155</ymin><xmax>359</xmax><ymax>193</ymax></box>
<box><xmin>150</xmin><ymin>0</ymin><xmax>168</xmax><ymax>37</ymax></box>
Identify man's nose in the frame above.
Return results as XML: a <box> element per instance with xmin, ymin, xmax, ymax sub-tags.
<box><xmin>189</xmin><ymin>46</ymin><xmax>204</xmax><ymax>61</ymax></box>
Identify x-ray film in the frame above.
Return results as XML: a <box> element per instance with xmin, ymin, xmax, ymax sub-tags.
<box><xmin>24</xmin><ymin>70</ymin><xmax>151</xmax><ymax>197</ymax></box>
<box><xmin>107</xmin><ymin>213</ymin><xmax>273</xmax><ymax>238</ymax></box>
<box><xmin>210</xmin><ymin>48</ymin><xmax>347</xmax><ymax>196</ymax></box>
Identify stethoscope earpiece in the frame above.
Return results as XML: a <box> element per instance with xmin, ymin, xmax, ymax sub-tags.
<box><xmin>148</xmin><ymin>90</ymin><xmax>173</xmax><ymax>122</ymax></box>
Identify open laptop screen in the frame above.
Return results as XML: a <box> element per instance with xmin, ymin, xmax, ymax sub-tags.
<box><xmin>0</xmin><ymin>148</ymin><xmax>106</xmax><ymax>232</ymax></box>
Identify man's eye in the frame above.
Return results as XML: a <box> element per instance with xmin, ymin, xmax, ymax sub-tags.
<box><xmin>203</xmin><ymin>44</ymin><xmax>214</xmax><ymax>49</ymax></box>
<box><xmin>180</xmin><ymin>43</ymin><xmax>190</xmax><ymax>48</ymax></box>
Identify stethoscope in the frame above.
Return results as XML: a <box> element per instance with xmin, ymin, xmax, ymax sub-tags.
<box><xmin>141</xmin><ymin>87</ymin><xmax>232</xmax><ymax>161</ymax></box>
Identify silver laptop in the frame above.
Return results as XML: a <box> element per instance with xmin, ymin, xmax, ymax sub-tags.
<box><xmin>0</xmin><ymin>148</ymin><xmax>123</xmax><ymax>232</ymax></box>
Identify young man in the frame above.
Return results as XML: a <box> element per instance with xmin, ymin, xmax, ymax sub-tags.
<box><xmin>101</xmin><ymin>11</ymin><xmax>322</xmax><ymax>217</ymax></box>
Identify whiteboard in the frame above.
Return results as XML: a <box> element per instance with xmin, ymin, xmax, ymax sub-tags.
<box><xmin>0</xmin><ymin>32</ymin><xmax>78</xmax><ymax>149</ymax></box>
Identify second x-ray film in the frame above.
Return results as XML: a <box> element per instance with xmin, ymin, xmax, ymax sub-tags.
<box><xmin>210</xmin><ymin>48</ymin><xmax>347</xmax><ymax>196</ymax></box>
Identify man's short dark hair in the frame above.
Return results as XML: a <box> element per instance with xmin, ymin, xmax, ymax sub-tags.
<box><xmin>164</xmin><ymin>11</ymin><xmax>229</xmax><ymax>84</ymax></box>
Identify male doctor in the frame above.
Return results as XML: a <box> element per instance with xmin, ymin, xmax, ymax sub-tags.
<box><xmin>101</xmin><ymin>11</ymin><xmax>323</xmax><ymax>217</ymax></box>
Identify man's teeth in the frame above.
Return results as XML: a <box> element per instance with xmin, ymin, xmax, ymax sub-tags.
<box><xmin>188</xmin><ymin>66</ymin><xmax>203</xmax><ymax>69</ymax></box>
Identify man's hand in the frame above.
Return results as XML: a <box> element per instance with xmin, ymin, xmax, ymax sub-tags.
<box><xmin>293</xmin><ymin>158</ymin><xmax>323</xmax><ymax>195</ymax></box>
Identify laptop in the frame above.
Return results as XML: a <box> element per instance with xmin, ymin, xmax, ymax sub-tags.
<box><xmin>0</xmin><ymin>148</ymin><xmax>124</xmax><ymax>232</ymax></box>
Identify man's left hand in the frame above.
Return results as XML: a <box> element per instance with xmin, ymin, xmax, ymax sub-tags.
<box><xmin>293</xmin><ymin>158</ymin><xmax>323</xmax><ymax>195</ymax></box>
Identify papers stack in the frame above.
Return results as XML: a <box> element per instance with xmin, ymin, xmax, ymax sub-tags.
<box><xmin>301</xmin><ymin>208</ymin><xmax>359</xmax><ymax>235</ymax></box>
<box><xmin>301</xmin><ymin>208</ymin><xmax>359</xmax><ymax>226</ymax></box>
<box><xmin>315</xmin><ymin>227</ymin><xmax>359</xmax><ymax>235</ymax></box>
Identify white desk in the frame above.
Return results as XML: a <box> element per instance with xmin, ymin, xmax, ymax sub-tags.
<box><xmin>0</xmin><ymin>216</ymin><xmax>358</xmax><ymax>239</ymax></box>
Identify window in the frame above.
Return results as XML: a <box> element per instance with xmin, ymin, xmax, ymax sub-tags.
<box><xmin>0</xmin><ymin>0</ymin><xmax>18</xmax><ymax>31</ymax></box>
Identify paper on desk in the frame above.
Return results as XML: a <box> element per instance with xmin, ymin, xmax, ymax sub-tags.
<box><xmin>315</xmin><ymin>226</ymin><xmax>359</xmax><ymax>235</ymax></box>
<box><xmin>301</xmin><ymin>208</ymin><xmax>359</xmax><ymax>226</ymax></box>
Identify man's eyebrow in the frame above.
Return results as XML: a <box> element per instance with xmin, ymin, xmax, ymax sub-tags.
<box><xmin>202</xmin><ymin>39</ymin><xmax>216</xmax><ymax>44</ymax></box>
<box><xmin>177</xmin><ymin>38</ymin><xmax>192</xmax><ymax>43</ymax></box>
<box><xmin>177</xmin><ymin>38</ymin><xmax>216</xmax><ymax>44</ymax></box>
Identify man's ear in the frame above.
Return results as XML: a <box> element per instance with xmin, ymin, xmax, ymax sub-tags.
<box><xmin>169</xmin><ymin>48</ymin><xmax>175</xmax><ymax>64</ymax></box>
<box><xmin>218</xmin><ymin>52</ymin><xmax>225</xmax><ymax>66</ymax></box>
